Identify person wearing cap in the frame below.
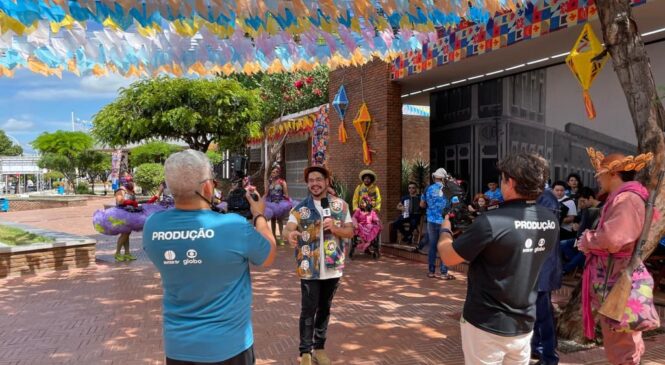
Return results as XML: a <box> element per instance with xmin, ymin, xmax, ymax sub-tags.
<box><xmin>578</xmin><ymin>148</ymin><xmax>657</xmax><ymax>365</ymax></box>
<box><xmin>437</xmin><ymin>153</ymin><xmax>559</xmax><ymax>364</ymax></box>
<box><xmin>283</xmin><ymin>166</ymin><xmax>354</xmax><ymax>365</ymax></box>
<box><xmin>352</xmin><ymin>169</ymin><xmax>382</xmax><ymax>213</ymax></box>
<box><xmin>420</xmin><ymin>168</ymin><xmax>455</xmax><ymax>280</ymax></box>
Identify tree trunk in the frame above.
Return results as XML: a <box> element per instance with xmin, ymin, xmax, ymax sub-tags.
<box><xmin>556</xmin><ymin>280</ymin><xmax>586</xmax><ymax>342</ymax></box>
<box><xmin>596</xmin><ymin>0</ymin><xmax>665</xmax><ymax>258</ymax></box>
<box><xmin>557</xmin><ymin>0</ymin><xmax>665</xmax><ymax>340</ymax></box>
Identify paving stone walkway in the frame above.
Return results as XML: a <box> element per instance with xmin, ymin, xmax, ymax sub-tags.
<box><xmin>1</xmin><ymin>198</ymin><xmax>664</xmax><ymax>364</ymax></box>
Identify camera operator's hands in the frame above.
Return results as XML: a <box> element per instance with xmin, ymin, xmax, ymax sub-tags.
<box><xmin>245</xmin><ymin>188</ymin><xmax>265</xmax><ymax>217</ymax></box>
<box><xmin>442</xmin><ymin>214</ymin><xmax>452</xmax><ymax>231</ymax></box>
<box><xmin>288</xmin><ymin>231</ymin><xmax>302</xmax><ymax>248</ymax></box>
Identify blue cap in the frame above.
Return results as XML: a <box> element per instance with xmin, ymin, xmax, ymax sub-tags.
<box><xmin>451</xmin><ymin>196</ymin><xmax>460</xmax><ymax>204</ymax></box>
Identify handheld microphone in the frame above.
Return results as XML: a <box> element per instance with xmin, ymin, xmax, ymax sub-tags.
<box><xmin>321</xmin><ymin>198</ymin><xmax>332</xmax><ymax>232</ymax></box>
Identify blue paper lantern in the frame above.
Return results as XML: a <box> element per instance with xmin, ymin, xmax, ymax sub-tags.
<box><xmin>333</xmin><ymin>85</ymin><xmax>349</xmax><ymax>121</ymax></box>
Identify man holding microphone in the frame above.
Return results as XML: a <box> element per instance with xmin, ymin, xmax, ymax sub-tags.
<box><xmin>283</xmin><ymin>166</ymin><xmax>354</xmax><ymax>365</ymax></box>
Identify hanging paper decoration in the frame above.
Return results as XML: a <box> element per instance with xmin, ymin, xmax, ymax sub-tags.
<box><xmin>0</xmin><ymin>0</ymin><xmax>519</xmax><ymax>78</ymax></box>
<box><xmin>333</xmin><ymin>85</ymin><xmax>349</xmax><ymax>143</ymax></box>
<box><xmin>247</xmin><ymin>112</ymin><xmax>317</xmax><ymax>146</ymax></box>
<box><xmin>311</xmin><ymin>105</ymin><xmax>330</xmax><ymax>166</ymax></box>
<box><xmin>565</xmin><ymin>23</ymin><xmax>609</xmax><ymax>120</ymax></box>
<box><xmin>353</xmin><ymin>103</ymin><xmax>373</xmax><ymax>166</ymax></box>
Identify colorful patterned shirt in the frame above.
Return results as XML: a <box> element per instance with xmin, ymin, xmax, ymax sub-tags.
<box><xmin>422</xmin><ymin>182</ymin><xmax>448</xmax><ymax>224</ymax></box>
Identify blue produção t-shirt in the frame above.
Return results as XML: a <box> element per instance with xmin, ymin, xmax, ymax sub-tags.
<box><xmin>143</xmin><ymin>209</ymin><xmax>271</xmax><ymax>363</ymax></box>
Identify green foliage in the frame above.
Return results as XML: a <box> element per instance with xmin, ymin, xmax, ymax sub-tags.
<box><xmin>131</xmin><ymin>141</ymin><xmax>182</xmax><ymax>166</ymax></box>
<box><xmin>330</xmin><ymin>175</ymin><xmax>351</xmax><ymax>208</ymax></box>
<box><xmin>206</xmin><ymin>150</ymin><xmax>223</xmax><ymax>165</ymax></box>
<box><xmin>92</xmin><ymin>77</ymin><xmax>261</xmax><ymax>152</ymax></box>
<box><xmin>31</xmin><ymin>131</ymin><xmax>94</xmax><ymax>191</ymax></box>
<box><xmin>31</xmin><ymin>131</ymin><xmax>93</xmax><ymax>157</ymax></box>
<box><xmin>222</xmin><ymin>66</ymin><xmax>329</xmax><ymax>128</ymax></box>
<box><xmin>44</xmin><ymin>171</ymin><xmax>64</xmax><ymax>181</ymax></box>
<box><xmin>0</xmin><ymin>130</ymin><xmax>22</xmax><ymax>156</ymax></box>
<box><xmin>0</xmin><ymin>225</ymin><xmax>54</xmax><ymax>246</ymax></box>
<box><xmin>134</xmin><ymin>163</ymin><xmax>165</xmax><ymax>195</ymax></box>
<box><xmin>75</xmin><ymin>182</ymin><xmax>91</xmax><ymax>195</ymax></box>
<box><xmin>401</xmin><ymin>158</ymin><xmax>431</xmax><ymax>194</ymax></box>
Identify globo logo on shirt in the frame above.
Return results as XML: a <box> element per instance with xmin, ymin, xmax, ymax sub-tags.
<box><xmin>183</xmin><ymin>249</ymin><xmax>203</xmax><ymax>265</ymax></box>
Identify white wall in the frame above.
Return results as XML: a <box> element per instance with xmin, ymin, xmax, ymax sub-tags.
<box><xmin>545</xmin><ymin>40</ymin><xmax>665</xmax><ymax>146</ymax></box>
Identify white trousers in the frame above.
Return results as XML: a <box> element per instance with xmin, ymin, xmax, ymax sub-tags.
<box><xmin>460</xmin><ymin>317</ymin><xmax>533</xmax><ymax>365</ymax></box>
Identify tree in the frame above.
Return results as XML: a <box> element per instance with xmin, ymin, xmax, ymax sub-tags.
<box><xmin>92</xmin><ymin>77</ymin><xmax>261</xmax><ymax>152</ymax></box>
<box><xmin>206</xmin><ymin>150</ymin><xmax>223</xmax><ymax>166</ymax></box>
<box><xmin>134</xmin><ymin>163</ymin><xmax>165</xmax><ymax>195</ymax></box>
<box><xmin>31</xmin><ymin>131</ymin><xmax>94</xmax><ymax>191</ymax></box>
<box><xmin>222</xmin><ymin>66</ymin><xmax>329</xmax><ymax>184</ymax></box>
<box><xmin>78</xmin><ymin>150</ymin><xmax>111</xmax><ymax>194</ymax></box>
<box><xmin>130</xmin><ymin>141</ymin><xmax>182</xmax><ymax>166</ymax></box>
<box><xmin>558</xmin><ymin>0</ymin><xmax>665</xmax><ymax>342</ymax></box>
<box><xmin>0</xmin><ymin>130</ymin><xmax>22</xmax><ymax>156</ymax></box>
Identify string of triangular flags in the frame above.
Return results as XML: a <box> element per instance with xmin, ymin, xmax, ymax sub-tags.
<box><xmin>0</xmin><ymin>0</ymin><xmax>519</xmax><ymax>77</ymax></box>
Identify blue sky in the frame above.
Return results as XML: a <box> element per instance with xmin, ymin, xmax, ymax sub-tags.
<box><xmin>0</xmin><ymin>70</ymin><xmax>138</xmax><ymax>154</ymax></box>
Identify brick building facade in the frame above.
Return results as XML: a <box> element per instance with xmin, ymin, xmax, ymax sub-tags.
<box><xmin>327</xmin><ymin>60</ymin><xmax>403</xmax><ymax>233</ymax></box>
<box><xmin>402</xmin><ymin>115</ymin><xmax>430</xmax><ymax>162</ymax></box>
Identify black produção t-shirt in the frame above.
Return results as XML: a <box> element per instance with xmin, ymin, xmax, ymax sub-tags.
<box><xmin>452</xmin><ymin>200</ymin><xmax>559</xmax><ymax>336</ymax></box>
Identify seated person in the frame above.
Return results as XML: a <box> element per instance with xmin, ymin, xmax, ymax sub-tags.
<box><xmin>391</xmin><ymin>182</ymin><xmax>422</xmax><ymax>244</ymax></box>
<box><xmin>468</xmin><ymin>193</ymin><xmax>488</xmax><ymax>217</ymax></box>
<box><xmin>484</xmin><ymin>181</ymin><xmax>504</xmax><ymax>205</ymax></box>
<box><xmin>560</xmin><ymin>187</ymin><xmax>602</xmax><ymax>274</ymax></box>
<box><xmin>352</xmin><ymin>196</ymin><xmax>382</xmax><ymax>255</ymax></box>
<box><xmin>353</xmin><ymin>170</ymin><xmax>382</xmax><ymax>213</ymax></box>
<box><xmin>552</xmin><ymin>181</ymin><xmax>578</xmax><ymax>240</ymax></box>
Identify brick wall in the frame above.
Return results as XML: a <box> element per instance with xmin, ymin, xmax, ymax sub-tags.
<box><xmin>4</xmin><ymin>199</ymin><xmax>87</xmax><ymax>212</ymax></box>
<box><xmin>0</xmin><ymin>244</ymin><xmax>95</xmax><ymax>278</ymax></box>
<box><xmin>403</xmin><ymin>115</ymin><xmax>430</xmax><ymax>162</ymax></box>
<box><xmin>328</xmin><ymin>60</ymin><xmax>402</xmax><ymax>240</ymax></box>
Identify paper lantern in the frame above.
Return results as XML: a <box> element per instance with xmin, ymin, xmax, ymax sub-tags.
<box><xmin>565</xmin><ymin>23</ymin><xmax>608</xmax><ymax>120</ymax></box>
<box><xmin>353</xmin><ymin>102</ymin><xmax>373</xmax><ymax>165</ymax></box>
<box><xmin>333</xmin><ymin>85</ymin><xmax>349</xmax><ymax>143</ymax></box>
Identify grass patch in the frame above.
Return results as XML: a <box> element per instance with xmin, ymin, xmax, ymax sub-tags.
<box><xmin>0</xmin><ymin>225</ymin><xmax>54</xmax><ymax>246</ymax></box>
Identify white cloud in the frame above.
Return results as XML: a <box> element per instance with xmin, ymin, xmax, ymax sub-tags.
<box><xmin>79</xmin><ymin>74</ymin><xmax>137</xmax><ymax>94</ymax></box>
<box><xmin>14</xmin><ymin>88</ymin><xmax>117</xmax><ymax>101</ymax></box>
<box><xmin>1</xmin><ymin>118</ymin><xmax>35</xmax><ymax>132</ymax></box>
<box><xmin>14</xmin><ymin>74</ymin><xmax>139</xmax><ymax>101</ymax></box>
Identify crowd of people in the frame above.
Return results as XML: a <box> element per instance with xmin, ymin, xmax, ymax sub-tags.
<box><xmin>89</xmin><ymin>146</ymin><xmax>660</xmax><ymax>365</ymax></box>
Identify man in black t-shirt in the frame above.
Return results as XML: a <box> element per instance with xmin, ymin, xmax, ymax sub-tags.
<box><xmin>437</xmin><ymin>153</ymin><xmax>559</xmax><ymax>365</ymax></box>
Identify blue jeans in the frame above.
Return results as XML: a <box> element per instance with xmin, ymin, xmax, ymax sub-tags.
<box><xmin>560</xmin><ymin>238</ymin><xmax>585</xmax><ymax>274</ymax></box>
<box><xmin>427</xmin><ymin>222</ymin><xmax>447</xmax><ymax>274</ymax></box>
<box><xmin>531</xmin><ymin>291</ymin><xmax>559</xmax><ymax>364</ymax></box>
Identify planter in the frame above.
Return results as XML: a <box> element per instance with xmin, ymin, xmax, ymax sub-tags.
<box><xmin>0</xmin><ymin>225</ymin><xmax>96</xmax><ymax>279</ymax></box>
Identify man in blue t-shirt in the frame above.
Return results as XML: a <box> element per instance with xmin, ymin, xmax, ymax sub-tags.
<box><xmin>485</xmin><ymin>180</ymin><xmax>504</xmax><ymax>204</ymax></box>
<box><xmin>143</xmin><ymin>150</ymin><xmax>276</xmax><ymax>365</ymax></box>
<box><xmin>420</xmin><ymin>168</ymin><xmax>453</xmax><ymax>280</ymax></box>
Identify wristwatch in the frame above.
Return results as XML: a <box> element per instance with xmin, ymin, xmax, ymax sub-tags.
<box><xmin>253</xmin><ymin>214</ymin><xmax>266</xmax><ymax>226</ymax></box>
<box><xmin>440</xmin><ymin>228</ymin><xmax>453</xmax><ymax>238</ymax></box>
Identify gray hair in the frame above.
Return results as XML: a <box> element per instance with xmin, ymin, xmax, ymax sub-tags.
<box><xmin>164</xmin><ymin>149</ymin><xmax>213</xmax><ymax>199</ymax></box>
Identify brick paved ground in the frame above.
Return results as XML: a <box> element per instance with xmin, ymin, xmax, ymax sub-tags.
<box><xmin>1</xmin><ymin>199</ymin><xmax>665</xmax><ymax>364</ymax></box>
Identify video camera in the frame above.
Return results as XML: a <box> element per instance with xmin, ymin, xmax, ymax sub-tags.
<box><xmin>441</xmin><ymin>175</ymin><xmax>473</xmax><ymax>233</ymax></box>
<box><xmin>223</xmin><ymin>173</ymin><xmax>259</xmax><ymax>219</ymax></box>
